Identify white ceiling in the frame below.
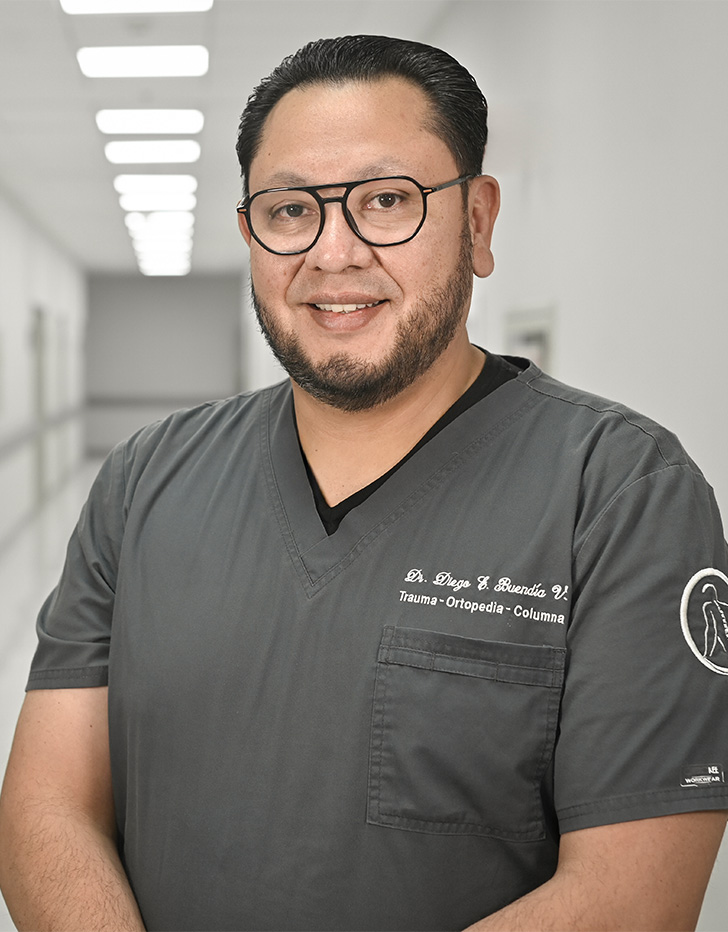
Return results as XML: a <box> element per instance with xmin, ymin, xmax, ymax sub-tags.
<box><xmin>0</xmin><ymin>0</ymin><xmax>455</xmax><ymax>274</ymax></box>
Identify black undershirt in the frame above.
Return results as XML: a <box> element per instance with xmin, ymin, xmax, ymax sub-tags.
<box><xmin>301</xmin><ymin>351</ymin><xmax>522</xmax><ymax>535</ymax></box>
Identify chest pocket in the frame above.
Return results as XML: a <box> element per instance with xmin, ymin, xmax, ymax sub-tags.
<box><xmin>367</xmin><ymin>626</ymin><xmax>565</xmax><ymax>840</ymax></box>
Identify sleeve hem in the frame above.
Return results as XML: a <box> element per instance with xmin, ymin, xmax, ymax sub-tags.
<box><xmin>558</xmin><ymin>787</ymin><xmax>728</xmax><ymax>833</ymax></box>
<box><xmin>26</xmin><ymin>666</ymin><xmax>109</xmax><ymax>690</ymax></box>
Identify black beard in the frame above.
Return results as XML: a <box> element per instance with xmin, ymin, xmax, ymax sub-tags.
<box><xmin>251</xmin><ymin>231</ymin><xmax>473</xmax><ymax>413</ymax></box>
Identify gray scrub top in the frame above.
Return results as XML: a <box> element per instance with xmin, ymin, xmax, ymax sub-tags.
<box><xmin>29</xmin><ymin>361</ymin><xmax>728</xmax><ymax>931</ymax></box>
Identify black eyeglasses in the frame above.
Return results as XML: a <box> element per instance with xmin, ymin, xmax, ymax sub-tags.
<box><xmin>236</xmin><ymin>174</ymin><xmax>474</xmax><ymax>255</ymax></box>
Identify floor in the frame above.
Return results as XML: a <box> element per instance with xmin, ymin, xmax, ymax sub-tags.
<box><xmin>0</xmin><ymin>462</ymin><xmax>726</xmax><ymax>931</ymax></box>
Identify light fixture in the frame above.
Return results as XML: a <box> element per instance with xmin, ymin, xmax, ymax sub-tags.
<box><xmin>137</xmin><ymin>261</ymin><xmax>191</xmax><ymax>277</ymax></box>
<box><xmin>120</xmin><ymin>193</ymin><xmax>197</xmax><ymax>212</ymax></box>
<box><xmin>105</xmin><ymin>140</ymin><xmax>201</xmax><ymax>164</ymax></box>
<box><xmin>116</xmin><ymin>175</ymin><xmax>198</xmax><ymax>209</ymax></box>
<box><xmin>77</xmin><ymin>45</ymin><xmax>209</xmax><ymax>78</ymax></box>
<box><xmin>125</xmin><ymin>211</ymin><xmax>195</xmax><ymax>232</ymax></box>
<box><xmin>135</xmin><ymin>243</ymin><xmax>192</xmax><ymax>259</ymax></box>
<box><xmin>61</xmin><ymin>1</ymin><xmax>213</xmax><ymax>14</ymax></box>
<box><xmin>135</xmin><ymin>242</ymin><xmax>191</xmax><ymax>253</ymax></box>
<box><xmin>137</xmin><ymin>255</ymin><xmax>191</xmax><ymax>266</ymax></box>
<box><xmin>124</xmin><ymin>211</ymin><xmax>195</xmax><ymax>276</ymax></box>
<box><xmin>130</xmin><ymin>223</ymin><xmax>194</xmax><ymax>238</ymax></box>
<box><xmin>97</xmin><ymin>110</ymin><xmax>204</xmax><ymax>134</ymax></box>
<box><xmin>114</xmin><ymin>174</ymin><xmax>197</xmax><ymax>195</ymax></box>
<box><xmin>134</xmin><ymin>242</ymin><xmax>192</xmax><ymax>275</ymax></box>
<box><xmin>136</xmin><ymin>250</ymin><xmax>192</xmax><ymax>276</ymax></box>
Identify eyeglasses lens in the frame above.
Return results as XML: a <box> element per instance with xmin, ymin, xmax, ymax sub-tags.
<box><xmin>249</xmin><ymin>178</ymin><xmax>424</xmax><ymax>254</ymax></box>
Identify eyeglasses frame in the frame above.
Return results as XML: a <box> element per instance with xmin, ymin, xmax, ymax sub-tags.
<box><xmin>236</xmin><ymin>174</ymin><xmax>475</xmax><ymax>256</ymax></box>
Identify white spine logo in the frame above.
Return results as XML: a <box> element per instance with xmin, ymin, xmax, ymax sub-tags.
<box><xmin>680</xmin><ymin>568</ymin><xmax>728</xmax><ymax>675</ymax></box>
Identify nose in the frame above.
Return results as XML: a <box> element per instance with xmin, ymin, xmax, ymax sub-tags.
<box><xmin>303</xmin><ymin>198</ymin><xmax>374</xmax><ymax>273</ymax></box>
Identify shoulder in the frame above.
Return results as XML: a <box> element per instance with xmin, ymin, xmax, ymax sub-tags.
<box><xmin>123</xmin><ymin>381</ymin><xmax>289</xmax><ymax>462</ymax></box>
<box><xmin>134</xmin><ymin>381</ymin><xmax>288</xmax><ymax>450</ymax></box>
<box><xmin>93</xmin><ymin>381</ymin><xmax>292</xmax><ymax>507</ymax></box>
<box><xmin>493</xmin><ymin>361</ymin><xmax>723</xmax><ymax>551</ymax></box>
<box><xmin>512</xmin><ymin>360</ymin><xmax>700</xmax><ymax>476</ymax></box>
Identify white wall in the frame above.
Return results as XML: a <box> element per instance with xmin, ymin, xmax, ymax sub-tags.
<box><xmin>85</xmin><ymin>273</ymin><xmax>245</xmax><ymax>454</ymax></box>
<box><xmin>433</xmin><ymin>0</ymin><xmax>728</xmax><ymax>518</ymax></box>
<box><xmin>0</xmin><ymin>186</ymin><xmax>86</xmax><ymax>549</ymax></box>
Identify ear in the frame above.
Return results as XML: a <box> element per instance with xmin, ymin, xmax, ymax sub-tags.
<box><xmin>468</xmin><ymin>175</ymin><xmax>500</xmax><ymax>279</ymax></box>
<box><xmin>237</xmin><ymin>208</ymin><xmax>252</xmax><ymax>246</ymax></box>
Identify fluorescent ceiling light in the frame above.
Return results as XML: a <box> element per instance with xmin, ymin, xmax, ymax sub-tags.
<box><xmin>133</xmin><ymin>234</ymin><xmax>193</xmax><ymax>276</ymax></box>
<box><xmin>105</xmin><ymin>140</ymin><xmax>200</xmax><ymax>164</ymax></box>
<box><xmin>133</xmin><ymin>237</ymin><xmax>194</xmax><ymax>253</ymax></box>
<box><xmin>120</xmin><ymin>193</ymin><xmax>197</xmax><ymax>211</ymax></box>
<box><xmin>136</xmin><ymin>254</ymin><xmax>192</xmax><ymax>268</ymax></box>
<box><xmin>134</xmin><ymin>238</ymin><xmax>191</xmax><ymax>251</ymax></box>
<box><xmin>98</xmin><ymin>110</ymin><xmax>204</xmax><ymax>134</ymax></box>
<box><xmin>135</xmin><ymin>256</ymin><xmax>193</xmax><ymax>271</ymax></box>
<box><xmin>62</xmin><ymin>1</ymin><xmax>213</xmax><ymax>14</ymax></box>
<box><xmin>125</xmin><ymin>211</ymin><xmax>195</xmax><ymax>232</ymax></box>
<box><xmin>138</xmin><ymin>259</ymin><xmax>191</xmax><ymax>277</ymax></box>
<box><xmin>77</xmin><ymin>46</ymin><xmax>208</xmax><ymax>78</ymax></box>
<box><xmin>139</xmin><ymin>265</ymin><xmax>191</xmax><ymax>277</ymax></box>
<box><xmin>135</xmin><ymin>250</ymin><xmax>193</xmax><ymax>264</ymax></box>
<box><xmin>114</xmin><ymin>174</ymin><xmax>197</xmax><ymax>194</ymax></box>
<box><xmin>131</xmin><ymin>229</ymin><xmax>193</xmax><ymax>244</ymax></box>
<box><xmin>137</xmin><ymin>249</ymin><xmax>191</xmax><ymax>259</ymax></box>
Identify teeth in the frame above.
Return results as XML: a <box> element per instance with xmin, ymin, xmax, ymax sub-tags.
<box><xmin>314</xmin><ymin>302</ymin><xmax>379</xmax><ymax>314</ymax></box>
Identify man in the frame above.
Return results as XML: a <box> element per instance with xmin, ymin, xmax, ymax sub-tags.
<box><xmin>0</xmin><ymin>34</ymin><xmax>727</xmax><ymax>932</ymax></box>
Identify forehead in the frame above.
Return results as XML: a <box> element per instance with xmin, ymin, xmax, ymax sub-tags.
<box><xmin>250</xmin><ymin>77</ymin><xmax>456</xmax><ymax>189</ymax></box>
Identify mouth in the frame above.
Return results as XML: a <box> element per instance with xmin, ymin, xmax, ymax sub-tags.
<box><xmin>311</xmin><ymin>300</ymin><xmax>385</xmax><ymax>315</ymax></box>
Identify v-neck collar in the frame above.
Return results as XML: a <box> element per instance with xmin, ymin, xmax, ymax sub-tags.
<box><xmin>261</xmin><ymin>367</ymin><xmax>538</xmax><ymax>596</ymax></box>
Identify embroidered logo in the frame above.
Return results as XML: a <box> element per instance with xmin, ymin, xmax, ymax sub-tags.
<box><xmin>398</xmin><ymin>567</ymin><xmax>570</xmax><ymax>623</ymax></box>
<box><xmin>680</xmin><ymin>568</ymin><xmax>728</xmax><ymax>675</ymax></box>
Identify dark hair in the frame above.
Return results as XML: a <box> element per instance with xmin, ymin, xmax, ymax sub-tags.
<box><xmin>236</xmin><ymin>35</ymin><xmax>488</xmax><ymax>196</ymax></box>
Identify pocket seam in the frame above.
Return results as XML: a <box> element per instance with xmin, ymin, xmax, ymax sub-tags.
<box><xmin>367</xmin><ymin>659</ymin><xmax>390</xmax><ymax>827</ymax></box>
<box><xmin>381</xmin><ymin>644</ymin><xmax>562</xmax><ymax>687</ymax></box>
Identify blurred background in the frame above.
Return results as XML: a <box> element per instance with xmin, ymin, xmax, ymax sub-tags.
<box><xmin>0</xmin><ymin>1</ymin><xmax>726</xmax><ymax>929</ymax></box>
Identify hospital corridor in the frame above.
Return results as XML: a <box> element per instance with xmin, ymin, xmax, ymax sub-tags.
<box><xmin>1</xmin><ymin>1</ymin><xmax>728</xmax><ymax>929</ymax></box>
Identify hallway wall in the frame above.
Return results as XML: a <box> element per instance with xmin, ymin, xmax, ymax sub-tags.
<box><xmin>85</xmin><ymin>273</ymin><xmax>245</xmax><ymax>455</ymax></box>
<box><xmin>434</xmin><ymin>0</ymin><xmax>728</xmax><ymax>516</ymax></box>
<box><xmin>0</xmin><ymin>186</ymin><xmax>86</xmax><ymax>550</ymax></box>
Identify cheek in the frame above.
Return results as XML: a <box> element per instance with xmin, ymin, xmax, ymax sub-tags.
<box><xmin>250</xmin><ymin>252</ymin><xmax>296</xmax><ymax>301</ymax></box>
<box><xmin>398</xmin><ymin>240</ymin><xmax>456</xmax><ymax>294</ymax></box>
<box><xmin>412</xmin><ymin>210</ymin><xmax>466</xmax><ymax>278</ymax></box>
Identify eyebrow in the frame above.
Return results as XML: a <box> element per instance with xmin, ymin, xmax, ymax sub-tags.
<box><xmin>259</xmin><ymin>162</ymin><xmax>413</xmax><ymax>190</ymax></box>
<box><xmin>263</xmin><ymin>171</ymin><xmax>309</xmax><ymax>188</ymax></box>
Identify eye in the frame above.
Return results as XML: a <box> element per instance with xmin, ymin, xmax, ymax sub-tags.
<box><xmin>364</xmin><ymin>190</ymin><xmax>406</xmax><ymax>211</ymax></box>
<box><xmin>270</xmin><ymin>201</ymin><xmax>312</xmax><ymax>221</ymax></box>
<box><xmin>255</xmin><ymin>191</ymin><xmax>319</xmax><ymax>227</ymax></box>
<box><xmin>374</xmin><ymin>192</ymin><xmax>402</xmax><ymax>209</ymax></box>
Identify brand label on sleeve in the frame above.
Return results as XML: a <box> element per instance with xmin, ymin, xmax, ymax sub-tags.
<box><xmin>681</xmin><ymin>764</ymin><xmax>725</xmax><ymax>788</ymax></box>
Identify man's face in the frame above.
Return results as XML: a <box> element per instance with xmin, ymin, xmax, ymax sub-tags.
<box><xmin>241</xmin><ymin>78</ymin><xmax>490</xmax><ymax>411</ymax></box>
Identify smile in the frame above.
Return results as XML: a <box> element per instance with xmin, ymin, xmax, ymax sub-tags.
<box><xmin>313</xmin><ymin>301</ymin><xmax>383</xmax><ymax>314</ymax></box>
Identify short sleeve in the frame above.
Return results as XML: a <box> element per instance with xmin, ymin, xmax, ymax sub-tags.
<box><xmin>555</xmin><ymin>463</ymin><xmax>728</xmax><ymax>831</ymax></box>
<box><xmin>27</xmin><ymin>441</ymin><xmax>129</xmax><ymax>690</ymax></box>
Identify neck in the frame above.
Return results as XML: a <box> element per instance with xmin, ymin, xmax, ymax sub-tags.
<box><xmin>292</xmin><ymin>336</ymin><xmax>484</xmax><ymax>506</ymax></box>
